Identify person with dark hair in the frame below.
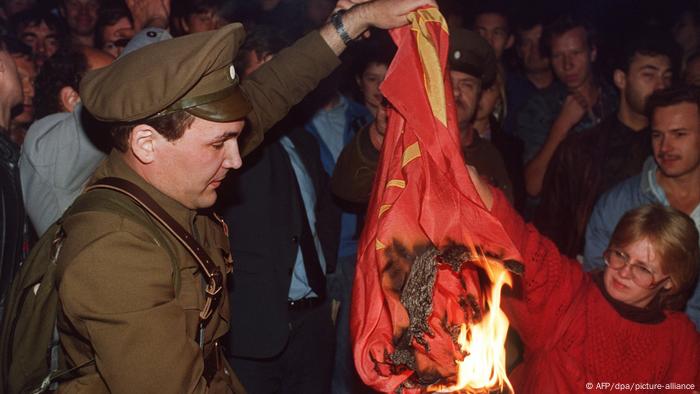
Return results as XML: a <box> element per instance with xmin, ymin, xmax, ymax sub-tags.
<box><xmin>535</xmin><ymin>31</ymin><xmax>678</xmax><ymax>259</ymax></box>
<box><xmin>517</xmin><ymin>14</ymin><xmax>617</xmax><ymax>200</ymax></box>
<box><xmin>5</xmin><ymin>36</ymin><xmax>34</xmax><ymax>144</ymax></box>
<box><xmin>471</xmin><ymin>1</ymin><xmax>513</xmax><ymax>62</ymax></box>
<box><xmin>20</xmin><ymin>46</ymin><xmax>112</xmax><ymax>236</ymax></box>
<box><xmin>58</xmin><ymin>0</ymin><xmax>100</xmax><ymax>47</ymax></box>
<box><xmin>95</xmin><ymin>4</ymin><xmax>133</xmax><ymax>58</ymax></box>
<box><xmin>349</xmin><ymin>37</ymin><xmax>393</xmax><ymax>118</ymax></box>
<box><xmin>503</xmin><ymin>10</ymin><xmax>555</xmax><ymax>136</ymax></box>
<box><xmin>235</xmin><ymin>0</ymin><xmax>307</xmax><ymax>40</ymax></box>
<box><xmin>11</xmin><ymin>7</ymin><xmax>66</xmax><ymax>66</ymax></box>
<box><xmin>172</xmin><ymin>0</ymin><xmax>236</xmax><ymax>36</ymax></box>
<box><xmin>586</xmin><ymin>85</ymin><xmax>700</xmax><ymax>330</ymax></box>
<box><xmin>219</xmin><ymin>26</ymin><xmax>341</xmax><ymax>394</ymax></box>
<box><xmin>234</xmin><ymin>24</ymin><xmax>289</xmax><ymax>76</ymax></box>
<box><xmin>468</xmin><ymin>163</ymin><xmax>700</xmax><ymax>392</ymax></box>
<box><xmin>332</xmin><ymin>29</ymin><xmax>513</xmax><ymax>204</ymax></box>
<box><xmin>32</xmin><ymin>50</ymin><xmax>87</xmax><ymax>118</ymax></box>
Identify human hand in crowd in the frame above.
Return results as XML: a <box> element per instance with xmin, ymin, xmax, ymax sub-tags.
<box><xmin>369</xmin><ymin>103</ymin><xmax>388</xmax><ymax>150</ymax></box>
<box><xmin>467</xmin><ymin>165</ymin><xmax>494</xmax><ymax>211</ymax></box>
<box><xmin>126</xmin><ymin>0</ymin><xmax>171</xmax><ymax>31</ymax></box>
<box><xmin>551</xmin><ymin>91</ymin><xmax>587</xmax><ymax>141</ymax></box>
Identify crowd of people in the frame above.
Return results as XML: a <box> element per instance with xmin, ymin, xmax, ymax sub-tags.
<box><xmin>0</xmin><ymin>0</ymin><xmax>699</xmax><ymax>393</ymax></box>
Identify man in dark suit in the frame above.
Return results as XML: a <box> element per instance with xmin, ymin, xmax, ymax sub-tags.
<box><xmin>218</xmin><ymin>27</ymin><xmax>340</xmax><ymax>393</ymax></box>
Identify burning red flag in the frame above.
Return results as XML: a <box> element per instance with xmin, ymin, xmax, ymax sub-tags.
<box><xmin>350</xmin><ymin>8</ymin><xmax>522</xmax><ymax>393</ymax></box>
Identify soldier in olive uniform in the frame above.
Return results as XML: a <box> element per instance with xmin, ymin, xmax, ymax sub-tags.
<box><xmin>37</xmin><ymin>0</ymin><xmax>435</xmax><ymax>392</ymax></box>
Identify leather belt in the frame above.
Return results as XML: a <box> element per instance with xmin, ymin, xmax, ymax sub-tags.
<box><xmin>288</xmin><ymin>297</ymin><xmax>323</xmax><ymax>311</ymax></box>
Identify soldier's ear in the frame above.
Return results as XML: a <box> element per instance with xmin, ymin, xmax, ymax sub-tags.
<box><xmin>129</xmin><ymin>124</ymin><xmax>159</xmax><ymax>164</ymax></box>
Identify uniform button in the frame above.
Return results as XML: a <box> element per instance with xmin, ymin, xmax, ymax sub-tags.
<box><xmin>292</xmin><ymin>236</ymin><xmax>299</xmax><ymax>243</ymax></box>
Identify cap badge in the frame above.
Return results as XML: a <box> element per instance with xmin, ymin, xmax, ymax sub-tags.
<box><xmin>229</xmin><ymin>65</ymin><xmax>236</xmax><ymax>80</ymax></box>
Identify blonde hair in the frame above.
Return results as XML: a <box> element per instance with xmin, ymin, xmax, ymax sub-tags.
<box><xmin>609</xmin><ymin>204</ymin><xmax>700</xmax><ymax>310</ymax></box>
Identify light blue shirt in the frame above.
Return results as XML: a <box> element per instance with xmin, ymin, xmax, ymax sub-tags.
<box><xmin>310</xmin><ymin>95</ymin><xmax>349</xmax><ymax>164</ymax></box>
<box><xmin>279</xmin><ymin>136</ymin><xmax>328</xmax><ymax>301</ymax></box>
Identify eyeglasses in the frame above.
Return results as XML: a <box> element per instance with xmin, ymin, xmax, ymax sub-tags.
<box><xmin>603</xmin><ymin>249</ymin><xmax>671</xmax><ymax>288</ymax></box>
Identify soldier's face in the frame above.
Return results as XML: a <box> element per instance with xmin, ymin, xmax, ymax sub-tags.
<box><xmin>157</xmin><ymin>117</ymin><xmax>244</xmax><ymax>209</ymax></box>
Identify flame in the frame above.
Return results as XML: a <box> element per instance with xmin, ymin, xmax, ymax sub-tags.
<box><xmin>429</xmin><ymin>256</ymin><xmax>514</xmax><ymax>393</ymax></box>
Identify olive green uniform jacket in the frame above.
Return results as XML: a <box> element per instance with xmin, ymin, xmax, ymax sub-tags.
<box><xmin>50</xmin><ymin>30</ymin><xmax>340</xmax><ymax>393</ymax></box>
<box><xmin>56</xmin><ymin>152</ymin><xmax>239</xmax><ymax>393</ymax></box>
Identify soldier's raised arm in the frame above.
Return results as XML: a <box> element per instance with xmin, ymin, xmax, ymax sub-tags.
<box><xmin>239</xmin><ymin>0</ymin><xmax>437</xmax><ymax>155</ymax></box>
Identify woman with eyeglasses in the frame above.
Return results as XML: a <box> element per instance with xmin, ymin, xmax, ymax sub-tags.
<box><xmin>466</xmin><ymin>166</ymin><xmax>700</xmax><ymax>394</ymax></box>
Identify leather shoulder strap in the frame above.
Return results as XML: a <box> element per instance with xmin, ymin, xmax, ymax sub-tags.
<box><xmin>85</xmin><ymin>177</ymin><xmax>223</xmax><ymax>321</ymax></box>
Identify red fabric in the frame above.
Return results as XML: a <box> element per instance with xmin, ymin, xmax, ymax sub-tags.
<box><xmin>490</xmin><ymin>188</ymin><xmax>700</xmax><ymax>394</ymax></box>
<box><xmin>350</xmin><ymin>9</ymin><xmax>521</xmax><ymax>393</ymax></box>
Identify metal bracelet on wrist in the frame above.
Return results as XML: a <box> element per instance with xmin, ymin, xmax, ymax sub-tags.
<box><xmin>331</xmin><ymin>9</ymin><xmax>353</xmax><ymax>45</ymax></box>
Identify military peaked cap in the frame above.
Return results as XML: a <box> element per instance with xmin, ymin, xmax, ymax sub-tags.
<box><xmin>81</xmin><ymin>23</ymin><xmax>252</xmax><ymax>123</ymax></box>
<box><xmin>449</xmin><ymin>28</ymin><xmax>498</xmax><ymax>89</ymax></box>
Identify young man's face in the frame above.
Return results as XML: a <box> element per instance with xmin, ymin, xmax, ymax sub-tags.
<box><xmin>617</xmin><ymin>53</ymin><xmax>672</xmax><ymax>116</ymax></box>
<box><xmin>516</xmin><ymin>24</ymin><xmax>550</xmax><ymax>74</ymax></box>
<box><xmin>11</xmin><ymin>53</ymin><xmax>35</xmax><ymax>124</ymax></box>
<box><xmin>450</xmin><ymin>70</ymin><xmax>481</xmax><ymax>126</ymax></box>
<box><xmin>100</xmin><ymin>16</ymin><xmax>133</xmax><ymax>58</ymax></box>
<box><xmin>18</xmin><ymin>21</ymin><xmax>59</xmax><ymax>66</ymax></box>
<box><xmin>550</xmin><ymin>26</ymin><xmax>596</xmax><ymax>90</ymax></box>
<box><xmin>356</xmin><ymin>62</ymin><xmax>388</xmax><ymax>113</ymax></box>
<box><xmin>152</xmin><ymin>117</ymin><xmax>245</xmax><ymax>209</ymax></box>
<box><xmin>62</xmin><ymin>0</ymin><xmax>99</xmax><ymax>36</ymax></box>
<box><xmin>652</xmin><ymin>102</ymin><xmax>700</xmax><ymax>179</ymax></box>
<box><xmin>474</xmin><ymin>12</ymin><xmax>513</xmax><ymax>60</ymax></box>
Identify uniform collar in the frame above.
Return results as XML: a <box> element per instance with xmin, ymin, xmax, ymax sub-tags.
<box><xmin>89</xmin><ymin>150</ymin><xmax>197</xmax><ymax>231</ymax></box>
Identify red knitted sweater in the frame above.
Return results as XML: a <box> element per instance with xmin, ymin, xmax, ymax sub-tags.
<box><xmin>490</xmin><ymin>189</ymin><xmax>700</xmax><ymax>394</ymax></box>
